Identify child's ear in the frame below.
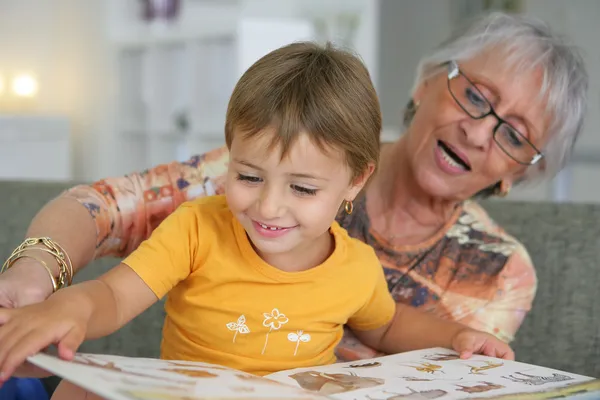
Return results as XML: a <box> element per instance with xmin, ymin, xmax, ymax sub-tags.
<box><xmin>346</xmin><ymin>163</ymin><xmax>375</xmax><ymax>200</ymax></box>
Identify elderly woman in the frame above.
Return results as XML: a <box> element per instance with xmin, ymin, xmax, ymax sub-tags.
<box><xmin>0</xmin><ymin>11</ymin><xmax>587</xmax><ymax>365</ymax></box>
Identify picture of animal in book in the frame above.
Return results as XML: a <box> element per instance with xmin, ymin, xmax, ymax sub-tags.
<box><xmin>69</xmin><ymin>354</ymin><xmax>219</xmax><ymax>380</ymax></box>
<box><xmin>288</xmin><ymin>371</ymin><xmax>385</xmax><ymax>394</ymax></box>
<box><xmin>454</xmin><ymin>381</ymin><xmax>504</xmax><ymax>394</ymax></box>
<box><xmin>422</xmin><ymin>353</ymin><xmax>461</xmax><ymax>362</ymax></box>
<box><xmin>345</xmin><ymin>362</ymin><xmax>382</xmax><ymax>369</ymax></box>
<box><xmin>397</xmin><ymin>376</ymin><xmax>463</xmax><ymax>382</ymax></box>
<box><xmin>466</xmin><ymin>360</ymin><xmax>504</xmax><ymax>375</ymax></box>
<box><xmin>501</xmin><ymin>371</ymin><xmax>573</xmax><ymax>385</ymax></box>
<box><xmin>398</xmin><ymin>362</ymin><xmax>444</xmax><ymax>374</ymax></box>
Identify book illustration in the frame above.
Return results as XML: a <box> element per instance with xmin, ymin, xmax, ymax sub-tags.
<box><xmin>454</xmin><ymin>381</ymin><xmax>504</xmax><ymax>394</ymax></box>
<box><xmin>466</xmin><ymin>360</ymin><xmax>504</xmax><ymax>375</ymax></box>
<box><xmin>501</xmin><ymin>371</ymin><xmax>573</xmax><ymax>386</ymax></box>
<box><xmin>364</xmin><ymin>388</ymin><xmax>447</xmax><ymax>399</ymax></box>
<box><xmin>289</xmin><ymin>371</ymin><xmax>385</xmax><ymax>394</ymax></box>
<box><xmin>27</xmin><ymin>347</ymin><xmax>600</xmax><ymax>400</ymax></box>
<box><xmin>70</xmin><ymin>354</ymin><xmax>219</xmax><ymax>380</ymax></box>
<box><xmin>345</xmin><ymin>362</ymin><xmax>383</xmax><ymax>369</ymax></box>
<box><xmin>226</xmin><ymin>315</ymin><xmax>250</xmax><ymax>343</ymax></box>
<box><xmin>422</xmin><ymin>354</ymin><xmax>461</xmax><ymax>362</ymax></box>
<box><xmin>289</xmin><ymin>330</ymin><xmax>312</xmax><ymax>356</ymax></box>
<box><xmin>398</xmin><ymin>362</ymin><xmax>444</xmax><ymax>374</ymax></box>
<box><xmin>397</xmin><ymin>377</ymin><xmax>463</xmax><ymax>382</ymax></box>
<box><xmin>262</xmin><ymin>308</ymin><xmax>289</xmax><ymax>354</ymax></box>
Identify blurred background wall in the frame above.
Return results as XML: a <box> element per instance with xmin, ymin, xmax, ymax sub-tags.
<box><xmin>0</xmin><ymin>0</ymin><xmax>597</xmax><ymax>203</ymax></box>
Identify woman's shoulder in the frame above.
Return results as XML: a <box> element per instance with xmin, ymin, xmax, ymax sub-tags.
<box><xmin>456</xmin><ymin>200</ymin><xmax>534</xmax><ymax>271</ymax></box>
<box><xmin>177</xmin><ymin>146</ymin><xmax>230</xmax><ymax>195</ymax></box>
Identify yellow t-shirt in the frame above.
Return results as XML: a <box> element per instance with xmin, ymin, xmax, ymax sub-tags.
<box><xmin>123</xmin><ymin>195</ymin><xmax>395</xmax><ymax>376</ymax></box>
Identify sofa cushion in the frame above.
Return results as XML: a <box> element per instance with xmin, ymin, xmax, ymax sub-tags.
<box><xmin>482</xmin><ymin>199</ymin><xmax>600</xmax><ymax>378</ymax></box>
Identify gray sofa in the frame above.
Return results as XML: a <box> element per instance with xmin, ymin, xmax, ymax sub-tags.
<box><xmin>1</xmin><ymin>181</ymin><xmax>598</xmax><ymax>379</ymax></box>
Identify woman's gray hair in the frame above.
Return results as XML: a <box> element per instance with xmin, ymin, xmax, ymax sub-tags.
<box><xmin>405</xmin><ymin>11</ymin><xmax>588</xmax><ymax>183</ymax></box>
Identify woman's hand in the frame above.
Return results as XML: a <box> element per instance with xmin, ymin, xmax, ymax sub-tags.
<box><xmin>452</xmin><ymin>328</ymin><xmax>515</xmax><ymax>360</ymax></box>
<box><xmin>0</xmin><ymin>288</ymin><xmax>92</xmax><ymax>383</ymax></box>
<box><xmin>0</xmin><ymin>258</ymin><xmax>56</xmax><ymax>308</ymax></box>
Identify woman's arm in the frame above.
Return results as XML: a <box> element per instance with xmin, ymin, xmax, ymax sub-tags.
<box><xmin>0</xmin><ymin>146</ymin><xmax>229</xmax><ymax>307</ymax></box>
<box><xmin>457</xmin><ymin>254</ymin><xmax>537</xmax><ymax>343</ymax></box>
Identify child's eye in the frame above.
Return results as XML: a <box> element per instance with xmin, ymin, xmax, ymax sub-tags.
<box><xmin>237</xmin><ymin>173</ymin><xmax>262</xmax><ymax>183</ymax></box>
<box><xmin>292</xmin><ymin>185</ymin><xmax>317</xmax><ymax>196</ymax></box>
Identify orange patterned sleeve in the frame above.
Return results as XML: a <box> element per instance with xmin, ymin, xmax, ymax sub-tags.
<box><xmin>62</xmin><ymin>146</ymin><xmax>230</xmax><ymax>259</ymax></box>
<box><xmin>457</xmin><ymin>249</ymin><xmax>537</xmax><ymax>343</ymax></box>
<box><xmin>455</xmin><ymin>201</ymin><xmax>538</xmax><ymax>343</ymax></box>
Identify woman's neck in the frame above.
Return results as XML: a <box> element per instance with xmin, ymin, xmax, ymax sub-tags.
<box><xmin>367</xmin><ymin>139</ymin><xmax>461</xmax><ymax>245</ymax></box>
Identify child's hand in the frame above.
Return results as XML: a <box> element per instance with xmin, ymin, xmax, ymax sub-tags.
<box><xmin>0</xmin><ymin>290</ymin><xmax>92</xmax><ymax>383</ymax></box>
<box><xmin>451</xmin><ymin>328</ymin><xmax>515</xmax><ymax>360</ymax></box>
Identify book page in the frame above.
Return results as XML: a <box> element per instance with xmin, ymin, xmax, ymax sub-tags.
<box><xmin>28</xmin><ymin>352</ymin><xmax>329</xmax><ymax>400</ymax></box>
<box><xmin>266</xmin><ymin>348</ymin><xmax>600</xmax><ymax>400</ymax></box>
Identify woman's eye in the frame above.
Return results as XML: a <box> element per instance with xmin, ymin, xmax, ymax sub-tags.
<box><xmin>465</xmin><ymin>87</ymin><xmax>487</xmax><ymax>108</ymax></box>
<box><xmin>292</xmin><ymin>185</ymin><xmax>317</xmax><ymax>196</ymax></box>
<box><xmin>237</xmin><ymin>173</ymin><xmax>262</xmax><ymax>183</ymax></box>
<box><xmin>500</xmin><ymin>125</ymin><xmax>524</xmax><ymax>148</ymax></box>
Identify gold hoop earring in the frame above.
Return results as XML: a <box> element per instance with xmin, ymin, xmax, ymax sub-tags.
<box><xmin>496</xmin><ymin>181</ymin><xmax>511</xmax><ymax>197</ymax></box>
<box><xmin>344</xmin><ymin>200</ymin><xmax>353</xmax><ymax>215</ymax></box>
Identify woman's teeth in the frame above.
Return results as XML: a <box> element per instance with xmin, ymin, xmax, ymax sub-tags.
<box><xmin>440</xmin><ymin>145</ymin><xmax>466</xmax><ymax>170</ymax></box>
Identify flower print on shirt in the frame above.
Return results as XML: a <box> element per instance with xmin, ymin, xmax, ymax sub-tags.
<box><xmin>226</xmin><ymin>315</ymin><xmax>250</xmax><ymax>343</ymax></box>
<box><xmin>261</xmin><ymin>308</ymin><xmax>288</xmax><ymax>355</ymax></box>
<box><xmin>288</xmin><ymin>330</ymin><xmax>311</xmax><ymax>356</ymax></box>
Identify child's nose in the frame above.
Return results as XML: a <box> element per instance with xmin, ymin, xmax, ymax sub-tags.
<box><xmin>257</xmin><ymin>188</ymin><xmax>286</xmax><ymax>220</ymax></box>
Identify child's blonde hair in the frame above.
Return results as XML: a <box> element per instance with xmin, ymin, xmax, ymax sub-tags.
<box><xmin>225</xmin><ymin>41</ymin><xmax>381</xmax><ymax>179</ymax></box>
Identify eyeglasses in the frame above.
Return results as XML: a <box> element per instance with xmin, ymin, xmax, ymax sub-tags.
<box><xmin>446</xmin><ymin>61</ymin><xmax>543</xmax><ymax>166</ymax></box>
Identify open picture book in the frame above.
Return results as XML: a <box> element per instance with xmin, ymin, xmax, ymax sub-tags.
<box><xmin>28</xmin><ymin>347</ymin><xmax>600</xmax><ymax>400</ymax></box>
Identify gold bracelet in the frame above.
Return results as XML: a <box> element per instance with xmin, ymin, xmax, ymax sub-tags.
<box><xmin>1</xmin><ymin>237</ymin><xmax>73</xmax><ymax>290</ymax></box>
<box><xmin>6</xmin><ymin>254</ymin><xmax>59</xmax><ymax>293</ymax></box>
<box><xmin>51</xmin><ymin>240</ymin><xmax>74</xmax><ymax>286</ymax></box>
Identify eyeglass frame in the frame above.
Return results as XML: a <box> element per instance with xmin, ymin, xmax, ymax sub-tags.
<box><xmin>445</xmin><ymin>60</ymin><xmax>544</xmax><ymax>166</ymax></box>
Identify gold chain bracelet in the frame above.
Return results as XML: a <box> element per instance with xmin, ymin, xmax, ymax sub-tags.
<box><xmin>7</xmin><ymin>254</ymin><xmax>59</xmax><ymax>292</ymax></box>
<box><xmin>1</xmin><ymin>237</ymin><xmax>73</xmax><ymax>292</ymax></box>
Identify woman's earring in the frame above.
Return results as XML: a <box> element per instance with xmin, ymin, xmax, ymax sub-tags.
<box><xmin>496</xmin><ymin>181</ymin><xmax>511</xmax><ymax>197</ymax></box>
<box><xmin>344</xmin><ymin>200</ymin><xmax>354</xmax><ymax>215</ymax></box>
<box><xmin>403</xmin><ymin>99</ymin><xmax>421</xmax><ymax>126</ymax></box>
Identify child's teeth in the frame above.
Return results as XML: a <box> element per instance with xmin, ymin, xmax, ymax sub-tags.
<box><xmin>260</xmin><ymin>223</ymin><xmax>279</xmax><ymax>230</ymax></box>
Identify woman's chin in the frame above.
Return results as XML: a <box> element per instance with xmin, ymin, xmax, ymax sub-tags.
<box><xmin>414</xmin><ymin>170</ymin><xmax>469</xmax><ymax>201</ymax></box>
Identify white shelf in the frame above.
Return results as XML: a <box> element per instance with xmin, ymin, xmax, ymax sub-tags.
<box><xmin>111</xmin><ymin>13</ymin><xmax>314</xmax><ymax>172</ymax></box>
<box><xmin>111</xmin><ymin>20</ymin><xmax>237</xmax><ymax>49</ymax></box>
<box><xmin>0</xmin><ymin>116</ymin><xmax>72</xmax><ymax>181</ymax></box>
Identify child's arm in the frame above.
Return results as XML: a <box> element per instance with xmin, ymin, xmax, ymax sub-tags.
<box><xmin>352</xmin><ymin>303</ymin><xmax>515</xmax><ymax>360</ymax></box>
<box><xmin>0</xmin><ymin>262</ymin><xmax>157</xmax><ymax>381</ymax></box>
<box><xmin>0</xmin><ymin>201</ymin><xmax>208</xmax><ymax>381</ymax></box>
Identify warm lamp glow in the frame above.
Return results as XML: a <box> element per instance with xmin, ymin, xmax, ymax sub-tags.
<box><xmin>0</xmin><ymin>74</ymin><xmax>4</xmax><ymax>96</ymax></box>
<box><xmin>11</xmin><ymin>74</ymin><xmax>38</xmax><ymax>98</ymax></box>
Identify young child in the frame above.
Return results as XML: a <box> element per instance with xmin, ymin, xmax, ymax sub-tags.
<box><xmin>0</xmin><ymin>42</ymin><xmax>512</xmax><ymax>399</ymax></box>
